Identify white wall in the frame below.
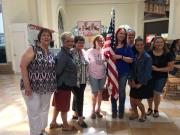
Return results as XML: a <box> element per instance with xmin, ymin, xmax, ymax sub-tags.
<box><xmin>1</xmin><ymin>0</ymin><xmax>67</xmax><ymax>66</ymax></box>
<box><xmin>50</xmin><ymin>0</ymin><xmax>67</xmax><ymax>47</ymax></box>
<box><xmin>134</xmin><ymin>0</ymin><xmax>144</xmax><ymax>37</ymax></box>
<box><xmin>65</xmin><ymin>1</ymin><xmax>137</xmax><ymax>32</ymax></box>
<box><xmin>1</xmin><ymin>0</ymin><xmax>146</xmax><ymax>73</ymax></box>
<box><xmin>2</xmin><ymin>0</ymin><xmax>38</xmax><ymax>63</ymax></box>
<box><xmin>168</xmin><ymin>0</ymin><xmax>180</xmax><ymax>39</ymax></box>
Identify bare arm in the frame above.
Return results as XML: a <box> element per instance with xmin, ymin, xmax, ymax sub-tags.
<box><xmin>112</xmin><ymin>54</ymin><xmax>133</xmax><ymax>63</ymax></box>
<box><xmin>152</xmin><ymin>61</ymin><xmax>174</xmax><ymax>72</ymax></box>
<box><xmin>20</xmin><ymin>47</ymin><xmax>34</xmax><ymax>96</ymax></box>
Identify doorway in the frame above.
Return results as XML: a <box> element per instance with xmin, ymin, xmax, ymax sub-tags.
<box><xmin>0</xmin><ymin>0</ymin><xmax>7</xmax><ymax>63</ymax></box>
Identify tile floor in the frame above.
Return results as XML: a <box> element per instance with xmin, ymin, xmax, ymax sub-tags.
<box><xmin>0</xmin><ymin>74</ymin><xmax>180</xmax><ymax>135</ymax></box>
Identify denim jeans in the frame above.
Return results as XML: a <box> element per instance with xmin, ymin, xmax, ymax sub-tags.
<box><xmin>111</xmin><ymin>73</ymin><xmax>128</xmax><ymax>114</ymax></box>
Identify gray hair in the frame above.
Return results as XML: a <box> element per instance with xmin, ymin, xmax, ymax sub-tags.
<box><xmin>127</xmin><ymin>29</ymin><xmax>136</xmax><ymax>36</ymax></box>
<box><xmin>60</xmin><ymin>32</ymin><xmax>74</xmax><ymax>44</ymax></box>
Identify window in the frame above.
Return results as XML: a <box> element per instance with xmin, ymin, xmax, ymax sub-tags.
<box><xmin>58</xmin><ymin>11</ymin><xmax>64</xmax><ymax>34</ymax></box>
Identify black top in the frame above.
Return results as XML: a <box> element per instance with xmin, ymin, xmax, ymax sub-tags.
<box><xmin>148</xmin><ymin>51</ymin><xmax>173</xmax><ymax>79</ymax></box>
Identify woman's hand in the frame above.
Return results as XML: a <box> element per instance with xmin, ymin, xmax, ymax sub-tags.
<box><xmin>131</xmin><ymin>80</ymin><xmax>136</xmax><ymax>88</ymax></box>
<box><xmin>135</xmin><ymin>84</ymin><xmax>142</xmax><ymax>89</ymax></box>
<box><xmin>130</xmin><ymin>81</ymin><xmax>142</xmax><ymax>89</ymax></box>
<box><xmin>25</xmin><ymin>88</ymin><xmax>32</xmax><ymax>96</ymax></box>
<box><xmin>112</xmin><ymin>55</ymin><xmax>122</xmax><ymax>60</ymax></box>
<box><xmin>152</xmin><ymin>65</ymin><xmax>159</xmax><ymax>71</ymax></box>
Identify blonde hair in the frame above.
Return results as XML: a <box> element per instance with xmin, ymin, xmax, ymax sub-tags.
<box><xmin>60</xmin><ymin>32</ymin><xmax>74</xmax><ymax>45</ymax></box>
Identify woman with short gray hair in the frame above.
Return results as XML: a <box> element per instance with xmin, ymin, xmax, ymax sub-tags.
<box><xmin>50</xmin><ymin>32</ymin><xmax>77</xmax><ymax>131</ymax></box>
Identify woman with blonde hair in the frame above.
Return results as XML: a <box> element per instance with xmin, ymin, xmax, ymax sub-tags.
<box><xmin>147</xmin><ymin>36</ymin><xmax>174</xmax><ymax>117</ymax></box>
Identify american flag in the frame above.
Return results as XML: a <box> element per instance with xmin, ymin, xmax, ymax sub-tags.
<box><xmin>103</xmin><ymin>9</ymin><xmax>119</xmax><ymax>99</ymax></box>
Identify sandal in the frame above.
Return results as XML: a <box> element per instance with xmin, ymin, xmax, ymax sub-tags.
<box><xmin>91</xmin><ymin>113</ymin><xmax>96</xmax><ymax>119</ymax></box>
<box><xmin>78</xmin><ymin>121</ymin><xmax>88</xmax><ymax>128</ymax></box>
<box><xmin>72</xmin><ymin>115</ymin><xmax>85</xmax><ymax>120</ymax></box>
<box><xmin>39</xmin><ymin>131</ymin><xmax>48</xmax><ymax>135</ymax></box>
<box><xmin>146</xmin><ymin>108</ymin><xmax>153</xmax><ymax>116</ymax></box>
<box><xmin>95</xmin><ymin>112</ymin><xmax>103</xmax><ymax>118</ymax></box>
<box><xmin>129</xmin><ymin>114</ymin><xmax>139</xmax><ymax>120</ymax></box>
<box><xmin>139</xmin><ymin>115</ymin><xmax>147</xmax><ymax>122</ymax></box>
<box><xmin>62</xmin><ymin>125</ymin><xmax>76</xmax><ymax>131</ymax></box>
<box><xmin>153</xmin><ymin>110</ymin><xmax>159</xmax><ymax>118</ymax></box>
<box><xmin>49</xmin><ymin>123</ymin><xmax>63</xmax><ymax>129</ymax></box>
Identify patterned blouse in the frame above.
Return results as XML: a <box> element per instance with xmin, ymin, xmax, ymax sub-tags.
<box><xmin>71</xmin><ymin>48</ymin><xmax>88</xmax><ymax>87</ymax></box>
<box><xmin>20</xmin><ymin>46</ymin><xmax>57</xmax><ymax>94</ymax></box>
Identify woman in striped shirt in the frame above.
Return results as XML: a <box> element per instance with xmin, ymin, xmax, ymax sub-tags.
<box><xmin>71</xmin><ymin>36</ymin><xmax>88</xmax><ymax>128</ymax></box>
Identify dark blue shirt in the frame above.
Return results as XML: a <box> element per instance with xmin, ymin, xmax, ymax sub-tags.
<box><xmin>115</xmin><ymin>45</ymin><xmax>134</xmax><ymax>76</ymax></box>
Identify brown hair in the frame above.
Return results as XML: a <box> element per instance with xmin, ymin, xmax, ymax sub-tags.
<box><xmin>74</xmin><ymin>35</ymin><xmax>85</xmax><ymax>43</ymax></box>
<box><xmin>37</xmin><ymin>28</ymin><xmax>52</xmax><ymax>42</ymax></box>
<box><xmin>93</xmin><ymin>35</ymin><xmax>104</xmax><ymax>49</ymax></box>
<box><xmin>135</xmin><ymin>36</ymin><xmax>144</xmax><ymax>45</ymax></box>
<box><xmin>152</xmin><ymin>36</ymin><xmax>169</xmax><ymax>53</ymax></box>
<box><xmin>115</xmin><ymin>27</ymin><xmax>127</xmax><ymax>48</ymax></box>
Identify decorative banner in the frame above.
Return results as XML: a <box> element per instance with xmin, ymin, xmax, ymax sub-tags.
<box><xmin>77</xmin><ymin>21</ymin><xmax>101</xmax><ymax>49</ymax></box>
<box><xmin>27</xmin><ymin>24</ymin><xmax>54</xmax><ymax>46</ymax></box>
<box><xmin>77</xmin><ymin>21</ymin><xmax>101</xmax><ymax>36</ymax></box>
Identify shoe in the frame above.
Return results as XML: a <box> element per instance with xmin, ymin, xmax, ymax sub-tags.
<box><xmin>139</xmin><ymin>115</ymin><xmax>147</xmax><ymax>122</ymax></box>
<box><xmin>119</xmin><ymin>113</ymin><xmax>124</xmax><ymax>119</ymax></box>
<box><xmin>91</xmin><ymin>113</ymin><xmax>96</xmax><ymax>119</ymax></box>
<box><xmin>146</xmin><ymin>108</ymin><xmax>153</xmax><ymax>116</ymax></box>
<box><xmin>112</xmin><ymin>112</ymin><xmax>117</xmax><ymax>119</ymax></box>
<box><xmin>129</xmin><ymin>114</ymin><xmax>139</xmax><ymax>120</ymax></box>
<box><xmin>153</xmin><ymin>110</ymin><xmax>159</xmax><ymax>118</ymax></box>
<box><xmin>72</xmin><ymin>115</ymin><xmax>85</xmax><ymax>120</ymax></box>
<box><xmin>95</xmin><ymin>112</ymin><xmax>103</xmax><ymax>118</ymax></box>
<box><xmin>78</xmin><ymin>121</ymin><xmax>88</xmax><ymax>128</ymax></box>
<box><xmin>39</xmin><ymin>131</ymin><xmax>49</xmax><ymax>135</ymax></box>
<box><xmin>49</xmin><ymin>123</ymin><xmax>63</xmax><ymax>129</ymax></box>
<box><xmin>62</xmin><ymin>126</ymin><xmax>76</xmax><ymax>131</ymax></box>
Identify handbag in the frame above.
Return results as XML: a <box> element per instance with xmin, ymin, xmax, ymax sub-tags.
<box><xmin>102</xmin><ymin>86</ymin><xmax>110</xmax><ymax>101</ymax></box>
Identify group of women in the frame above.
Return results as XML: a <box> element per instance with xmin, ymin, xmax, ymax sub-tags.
<box><xmin>20</xmin><ymin>27</ymin><xmax>174</xmax><ymax>135</ymax></box>
<box><xmin>20</xmin><ymin>29</ymin><xmax>107</xmax><ymax>135</ymax></box>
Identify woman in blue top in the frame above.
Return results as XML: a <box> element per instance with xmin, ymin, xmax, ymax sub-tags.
<box><xmin>112</xmin><ymin>27</ymin><xmax>134</xmax><ymax>118</ymax></box>
<box><xmin>129</xmin><ymin>37</ymin><xmax>153</xmax><ymax>122</ymax></box>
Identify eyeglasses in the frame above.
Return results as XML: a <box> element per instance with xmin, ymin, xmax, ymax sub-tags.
<box><xmin>128</xmin><ymin>34</ymin><xmax>135</xmax><ymax>36</ymax></box>
<box><xmin>97</xmin><ymin>40</ymin><xmax>104</xmax><ymax>43</ymax></box>
<box><xmin>77</xmin><ymin>41</ymin><xmax>85</xmax><ymax>44</ymax></box>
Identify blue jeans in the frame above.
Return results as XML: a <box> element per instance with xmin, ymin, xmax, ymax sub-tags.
<box><xmin>111</xmin><ymin>73</ymin><xmax>128</xmax><ymax>114</ymax></box>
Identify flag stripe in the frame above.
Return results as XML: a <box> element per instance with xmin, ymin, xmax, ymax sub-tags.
<box><xmin>103</xmin><ymin>9</ymin><xmax>119</xmax><ymax>99</ymax></box>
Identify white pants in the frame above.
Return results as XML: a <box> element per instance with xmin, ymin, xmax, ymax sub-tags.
<box><xmin>22</xmin><ymin>91</ymin><xmax>52</xmax><ymax>135</ymax></box>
